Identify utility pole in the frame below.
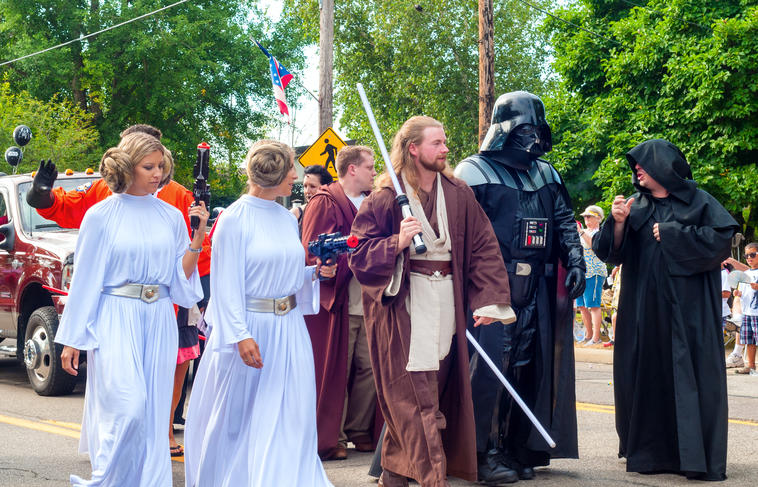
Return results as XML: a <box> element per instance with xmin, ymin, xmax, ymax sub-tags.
<box><xmin>319</xmin><ymin>0</ymin><xmax>334</xmax><ymax>133</ymax></box>
<box><xmin>478</xmin><ymin>0</ymin><xmax>494</xmax><ymax>144</ymax></box>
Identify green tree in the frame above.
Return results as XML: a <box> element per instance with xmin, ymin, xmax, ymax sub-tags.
<box><xmin>543</xmin><ymin>1</ymin><xmax>758</xmax><ymax>236</ymax></box>
<box><xmin>0</xmin><ymin>0</ymin><xmax>309</xmax><ymax>203</ymax></box>
<box><xmin>0</xmin><ymin>81</ymin><xmax>101</xmax><ymax>173</ymax></box>
<box><xmin>283</xmin><ymin>0</ymin><xmax>552</xmax><ymax>166</ymax></box>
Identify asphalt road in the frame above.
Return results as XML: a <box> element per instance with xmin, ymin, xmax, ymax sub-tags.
<box><xmin>1</xmin><ymin>344</ymin><xmax>756</xmax><ymax>487</ymax></box>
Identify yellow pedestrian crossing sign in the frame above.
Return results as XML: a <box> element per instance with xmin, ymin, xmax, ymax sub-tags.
<box><xmin>298</xmin><ymin>127</ymin><xmax>346</xmax><ymax>179</ymax></box>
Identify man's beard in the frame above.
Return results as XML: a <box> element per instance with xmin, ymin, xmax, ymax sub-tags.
<box><xmin>418</xmin><ymin>154</ymin><xmax>446</xmax><ymax>172</ymax></box>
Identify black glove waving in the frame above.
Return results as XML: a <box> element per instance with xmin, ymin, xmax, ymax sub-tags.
<box><xmin>564</xmin><ymin>266</ymin><xmax>586</xmax><ymax>300</ymax></box>
<box><xmin>26</xmin><ymin>160</ymin><xmax>58</xmax><ymax>209</ymax></box>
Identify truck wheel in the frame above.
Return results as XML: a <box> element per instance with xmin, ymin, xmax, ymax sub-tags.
<box><xmin>23</xmin><ymin>306</ymin><xmax>77</xmax><ymax>396</ymax></box>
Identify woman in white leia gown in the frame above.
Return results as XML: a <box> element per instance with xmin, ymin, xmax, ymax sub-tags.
<box><xmin>55</xmin><ymin>131</ymin><xmax>208</xmax><ymax>486</ymax></box>
<box><xmin>184</xmin><ymin>140</ymin><xmax>334</xmax><ymax>487</ymax></box>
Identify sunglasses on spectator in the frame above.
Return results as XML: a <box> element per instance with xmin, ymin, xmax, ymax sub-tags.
<box><xmin>746</xmin><ymin>252</ymin><xmax>758</xmax><ymax>259</ymax></box>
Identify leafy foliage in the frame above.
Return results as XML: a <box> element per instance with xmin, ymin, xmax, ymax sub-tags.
<box><xmin>284</xmin><ymin>0</ymin><xmax>552</xmax><ymax>166</ymax></box>
<box><xmin>0</xmin><ymin>0</ymin><xmax>308</xmax><ymax>204</ymax></box>
<box><xmin>0</xmin><ymin>80</ymin><xmax>101</xmax><ymax>173</ymax></box>
<box><xmin>543</xmin><ymin>1</ymin><xmax>758</xmax><ymax>237</ymax></box>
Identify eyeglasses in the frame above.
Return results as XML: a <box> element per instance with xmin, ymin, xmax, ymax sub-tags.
<box><xmin>746</xmin><ymin>252</ymin><xmax>758</xmax><ymax>259</ymax></box>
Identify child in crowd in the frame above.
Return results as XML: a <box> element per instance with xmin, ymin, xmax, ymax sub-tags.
<box><xmin>727</xmin><ymin>243</ymin><xmax>758</xmax><ymax>375</ymax></box>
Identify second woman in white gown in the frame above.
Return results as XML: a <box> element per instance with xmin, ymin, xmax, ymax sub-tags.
<box><xmin>184</xmin><ymin>140</ymin><xmax>334</xmax><ymax>487</ymax></box>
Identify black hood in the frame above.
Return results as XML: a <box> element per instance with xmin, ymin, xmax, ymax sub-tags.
<box><xmin>626</xmin><ymin>139</ymin><xmax>696</xmax><ymax>203</ymax></box>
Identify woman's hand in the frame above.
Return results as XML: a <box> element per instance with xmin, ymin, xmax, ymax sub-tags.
<box><xmin>188</xmin><ymin>201</ymin><xmax>209</xmax><ymax>235</ymax></box>
<box><xmin>238</xmin><ymin>338</ymin><xmax>263</xmax><ymax>368</ymax></box>
<box><xmin>316</xmin><ymin>257</ymin><xmax>337</xmax><ymax>279</ymax></box>
<box><xmin>61</xmin><ymin>346</ymin><xmax>80</xmax><ymax>376</ymax></box>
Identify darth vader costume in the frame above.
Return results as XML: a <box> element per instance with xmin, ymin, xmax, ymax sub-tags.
<box><xmin>592</xmin><ymin>139</ymin><xmax>737</xmax><ymax>481</ymax></box>
<box><xmin>455</xmin><ymin>91</ymin><xmax>584</xmax><ymax>483</ymax></box>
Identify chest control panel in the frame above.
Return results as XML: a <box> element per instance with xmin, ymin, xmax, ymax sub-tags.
<box><xmin>520</xmin><ymin>218</ymin><xmax>548</xmax><ymax>249</ymax></box>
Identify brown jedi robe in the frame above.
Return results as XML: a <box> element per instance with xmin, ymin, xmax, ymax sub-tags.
<box><xmin>301</xmin><ymin>181</ymin><xmax>382</xmax><ymax>455</ymax></box>
<box><xmin>348</xmin><ymin>174</ymin><xmax>511</xmax><ymax>483</ymax></box>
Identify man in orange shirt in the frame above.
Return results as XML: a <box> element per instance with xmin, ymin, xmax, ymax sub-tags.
<box><xmin>27</xmin><ymin>124</ymin><xmax>210</xmax><ymax>456</ymax></box>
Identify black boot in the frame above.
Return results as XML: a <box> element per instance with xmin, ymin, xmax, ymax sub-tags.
<box><xmin>477</xmin><ymin>450</ymin><xmax>518</xmax><ymax>485</ymax></box>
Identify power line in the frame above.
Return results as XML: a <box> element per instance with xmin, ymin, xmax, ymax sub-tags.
<box><xmin>0</xmin><ymin>0</ymin><xmax>191</xmax><ymax>67</ymax></box>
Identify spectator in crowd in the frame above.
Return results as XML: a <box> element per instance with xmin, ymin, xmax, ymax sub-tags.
<box><xmin>291</xmin><ymin>164</ymin><xmax>334</xmax><ymax>225</ymax></box>
<box><xmin>729</xmin><ymin>243</ymin><xmax>758</xmax><ymax>375</ymax></box>
<box><xmin>604</xmin><ymin>265</ymin><xmax>622</xmax><ymax>347</ymax></box>
<box><xmin>723</xmin><ymin>256</ymin><xmax>749</xmax><ymax>368</ymax></box>
<box><xmin>577</xmin><ymin>205</ymin><xmax>608</xmax><ymax>346</ymax></box>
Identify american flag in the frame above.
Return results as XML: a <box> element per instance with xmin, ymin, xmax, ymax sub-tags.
<box><xmin>254</xmin><ymin>40</ymin><xmax>293</xmax><ymax>118</ymax></box>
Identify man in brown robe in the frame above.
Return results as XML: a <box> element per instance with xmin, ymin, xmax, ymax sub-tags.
<box><xmin>301</xmin><ymin>145</ymin><xmax>382</xmax><ymax>460</ymax></box>
<box><xmin>349</xmin><ymin>116</ymin><xmax>515</xmax><ymax>487</ymax></box>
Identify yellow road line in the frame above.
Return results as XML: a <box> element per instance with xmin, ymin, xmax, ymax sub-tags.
<box><xmin>576</xmin><ymin>402</ymin><xmax>758</xmax><ymax>427</ymax></box>
<box><xmin>0</xmin><ymin>413</ymin><xmax>80</xmax><ymax>440</ymax></box>
<box><xmin>0</xmin><ymin>413</ymin><xmax>184</xmax><ymax>462</ymax></box>
<box><xmin>42</xmin><ymin>419</ymin><xmax>82</xmax><ymax>431</ymax></box>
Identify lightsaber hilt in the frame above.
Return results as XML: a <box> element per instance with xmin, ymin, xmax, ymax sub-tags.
<box><xmin>356</xmin><ymin>82</ymin><xmax>426</xmax><ymax>255</ymax></box>
<box><xmin>395</xmin><ymin>194</ymin><xmax>427</xmax><ymax>254</ymax></box>
<box><xmin>466</xmin><ymin>329</ymin><xmax>557</xmax><ymax>448</ymax></box>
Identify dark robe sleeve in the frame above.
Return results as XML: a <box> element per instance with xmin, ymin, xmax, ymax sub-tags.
<box><xmin>348</xmin><ymin>189</ymin><xmax>408</xmax><ymax>306</ymax></box>
<box><xmin>460</xmin><ymin>185</ymin><xmax>512</xmax><ymax>310</ymax></box>
<box><xmin>301</xmin><ymin>193</ymin><xmax>353</xmax><ymax>311</ymax></box>
<box><xmin>592</xmin><ymin>216</ymin><xmax>628</xmax><ymax>266</ymax></box>
<box><xmin>658</xmin><ymin>196</ymin><xmax>737</xmax><ymax>276</ymax></box>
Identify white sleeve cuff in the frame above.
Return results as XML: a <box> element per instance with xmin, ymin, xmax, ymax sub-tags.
<box><xmin>384</xmin><ymin>253</ymin><xmax>404</xmax><ymax>297</ymax></box>
<box><xmin>474</xmin><ymin>304</ymin><xmax>517</xmax><ymax>324</ymax></box>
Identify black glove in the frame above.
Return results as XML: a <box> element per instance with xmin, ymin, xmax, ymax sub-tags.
<box><xmin>26</xmin><ymin>160</ymin><xmax>58</xmax><ymax>209</ymax></box>
<box><xmin>565</xmin><ymin>266</ymin><xmax>586</xmax><ymax>300</ymax></box>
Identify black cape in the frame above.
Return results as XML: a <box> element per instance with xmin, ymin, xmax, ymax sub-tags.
<box><xmin>593</xmin><ymin>139</ymin><xmax>738</xmax><ymax>480</ymax></box>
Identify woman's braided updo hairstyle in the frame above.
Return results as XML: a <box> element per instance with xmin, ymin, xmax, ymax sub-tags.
<box><xmin>245</xmin><ymin>139</ymin><xmax>294</xmax><ymax>189</ymax></box>
<box><xmin>99</xmin><ymin>132</ymin><xmax>173</xmax><ymax>193</ymax></box>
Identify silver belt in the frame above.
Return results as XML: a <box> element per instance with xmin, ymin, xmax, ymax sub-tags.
<box><xmin>246</xmin><ymin>295</ymin><xmax>296</xmax><ymax>315</ymax></box>
<box><xmin>101</xmin><ymin>283</ymin><xmax>169</xmax><ymax>304</ymax></box>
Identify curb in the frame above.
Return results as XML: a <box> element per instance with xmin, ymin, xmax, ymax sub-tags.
<box><xmin>574</xmin><ymin>345</ymin><xmax>613</xmax><ymax>365</ymax></box>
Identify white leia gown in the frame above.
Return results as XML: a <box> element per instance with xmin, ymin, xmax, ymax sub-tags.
<box><xmin>55</xmin><ymin>193</ymin><xmax>202</xmax><ymax>486</ymax></box>
<box><xmin>184</xmin><ymin>194</ymin><xmax>332</xmax><ymax>487</ymax></box>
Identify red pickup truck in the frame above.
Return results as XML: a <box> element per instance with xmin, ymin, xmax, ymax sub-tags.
<box><xmin>0</xmin><ymin>172</ymin><xmax>99</xmax><ymax>395</ymax></box>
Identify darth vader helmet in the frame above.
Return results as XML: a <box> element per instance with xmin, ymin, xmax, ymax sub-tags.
<box><xmin>480</xmin><ymin>91</ymin><xmax>552</xmax><ymax>158</ymax></box>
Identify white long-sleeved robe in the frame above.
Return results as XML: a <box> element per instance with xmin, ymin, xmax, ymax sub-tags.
<box><xmin>184</xmin><ymin>194</ymin><xmax>332</xmax><ymax>487</ymax></box>
<box><xmin>55</xmin><ymin>192</ymin><xmax>202</xmax><ymax>487</ymax></box>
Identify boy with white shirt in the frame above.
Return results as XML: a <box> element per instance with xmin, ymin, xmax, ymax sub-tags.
<box><xmin>733</xmin><ymin>243</ymin><xmax>758</xmax><ymax>375</ymax></box>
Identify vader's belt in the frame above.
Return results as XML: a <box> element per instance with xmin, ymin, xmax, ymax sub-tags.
<box><xmin>505</xmin><ymin>261</ymin><xmax>554</xmax><ymax>277</ymax></box>
<box><xmin>246</xmin><ymin>295</ymin><xmax>297</xmax><ymax>315</ymax></box>
<box><xmin>102</xmin><ymin>283</ymin><xmax>169</xmax><ymax>304</ymax></box>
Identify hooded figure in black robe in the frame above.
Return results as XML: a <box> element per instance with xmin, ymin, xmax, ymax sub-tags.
<box><xmin>592</xmin><ymin>139</ymin><xmax>738</xmax><ymax>481</ymax></box>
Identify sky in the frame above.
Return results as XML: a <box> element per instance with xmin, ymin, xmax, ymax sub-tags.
<box><xmin>260</xmin><ymin>1</ymin><xmax>341</xmax><ymax>149</ymax></box>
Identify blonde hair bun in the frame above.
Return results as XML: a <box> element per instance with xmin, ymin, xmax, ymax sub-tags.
<box><xmin>245</xmin><ymin>140</ymin><xmax>294</xmax><ymax>188</ymax></box>
<box><xmin>100</xmin><ymin>148</ymin><xmax>133</xmax><ymax>194</ymax></box>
